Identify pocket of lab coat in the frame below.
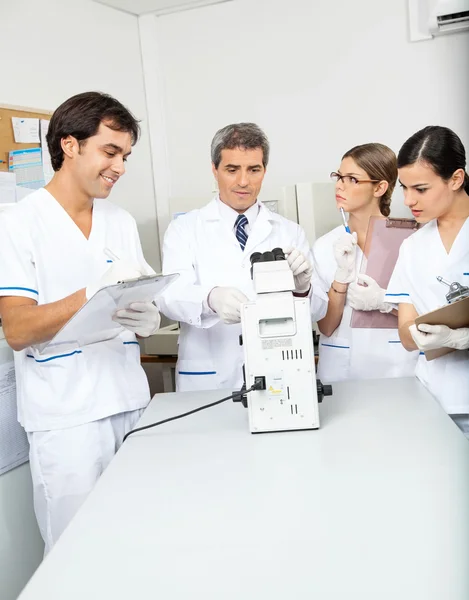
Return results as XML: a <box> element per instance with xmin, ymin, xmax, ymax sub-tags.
<box><xmin>385</xmin><ymin>340</ymin><xmax>419</xmax><ymax>378</ymax></box>
<box><xmin>176</xmin><ymin>359</ymin><xmax>219</xmax><ymax>392</ymax></box>
<box><xmin>317</xmin><ymin>337</ymin><xmax>351</xmax><ymax>383</ymax></box>
<box><xmin>24</xmin><ymin>348</ymin><xmax>87</xmax><ymax>417</ymax></box>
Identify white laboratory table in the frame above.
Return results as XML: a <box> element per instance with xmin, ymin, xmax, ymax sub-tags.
<box><xmin>19</xmin><ymin>378</ymin><xmax>469</xmax><ymax>600</ymax></box>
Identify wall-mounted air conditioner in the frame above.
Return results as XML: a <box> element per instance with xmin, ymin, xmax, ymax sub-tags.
<box><xmin>408</xmin><ymin>0</ymin><xmax>469</xmax><ymax>41</ymax></box>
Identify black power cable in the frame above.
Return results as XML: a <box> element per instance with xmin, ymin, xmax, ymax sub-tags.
<box><xmin>123</xmin><ymin>383</ymin><xmax>260</xmax><ymax>443</ymax></box>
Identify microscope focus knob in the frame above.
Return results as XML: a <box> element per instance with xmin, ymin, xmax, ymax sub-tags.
<box><xmin>316</xmin><ymin>380</ymin><xmax>333</xmax><ymax>403</ymax></box>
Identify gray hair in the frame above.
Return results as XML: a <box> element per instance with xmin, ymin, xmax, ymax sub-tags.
<box><xmin>211</xmin><ymin>123</ymin><xmax>270</xmax><ymax>169</ymax></box>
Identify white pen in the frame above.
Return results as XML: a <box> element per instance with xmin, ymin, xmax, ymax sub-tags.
<box><xmin>339</xmin><ymin>207</ymin><xmax>351</xmax><ymax>234</ymax></box>
<box><xmin>104</xmin><ymin>248</ymin><xmax>120</xmax><ymax>262</ymax></box>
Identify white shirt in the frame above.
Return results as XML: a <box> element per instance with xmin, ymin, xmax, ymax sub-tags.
<box><xmin>216</xmin><ymin>196</ymin><xmax>260</xmax><ymax>236</ymax></box>
<box><xmin>0</xmin><ymin>189</ymin><xmax>152</xmax><ymax>431</ymax></box>
<box><xmin>386</xmin><ymin>217</ymin><xmax>469</xmax><ymax>415</ymax></box>
<box><xmin>311</xmin><ymin>225</ymin><xmax>420</xmax><ymax>383</ymax></box>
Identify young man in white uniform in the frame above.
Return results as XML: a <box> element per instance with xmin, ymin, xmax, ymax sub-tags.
<box><xmin>387</xmin><ymin>126</ymin><xmax>469</xmax><ymax>437</ymax></box>
<box><xmin>0</xmin><ymin>92</ymin><xmax>161</xmax><ymax>551</ymax></box>
<box><xmin>158</xmin><ymin>123</ymin><xmax>322</xmax><ymax>392</ymax></box>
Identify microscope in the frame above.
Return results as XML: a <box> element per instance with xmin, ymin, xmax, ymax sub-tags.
<box><xmin>436</xmin><ymin>276</ymin><xmax>469</xmax><ymax>304</ymax></box>
<box><xmin>237</xmin><ymin>248</ymin><xmax>332</xmax><ymax>434</ymax></box>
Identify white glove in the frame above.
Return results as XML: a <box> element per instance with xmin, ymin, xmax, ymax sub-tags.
<box><xmin>348</xmin><ymin>274</ymin><xmax>393</xmax><ymax>313</ymax></box>
<box><xmin>86</xmin><ymin>260</ymin><xmax>143</xmax><ymax>300</ymax></box>
<box><xmin>208</xmin><ymin>287</ymin><xmax>249</xmax><ymax>324</ymax></box>
<box><xmin>333</xmin><ymin>232</ymin><xmax>358</xmax><ymax>284</ymax></box>
<box><xmin>284</xmin><ymin>247</ymin><xmax>313</xmax><ymax>293</ymax></box>
<box><xmin>409</xmin><ymin>323</ymin><xmax>469</xmax><ymax>352</ymax></box>
<box><xmin>113</xmin><ymin>302</ymin><xmax>161</xmax><ymax>337</ymax></box>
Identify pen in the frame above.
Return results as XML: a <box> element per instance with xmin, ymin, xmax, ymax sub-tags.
<box><xmin>104</xmin><ymin>248</ymin><xmax>120</xmax><ymax>262</ymax></box>
<box><xmin>339</xmin><ymin>207</ymin><xmax>351</xmax><ymax>234</ymax></box>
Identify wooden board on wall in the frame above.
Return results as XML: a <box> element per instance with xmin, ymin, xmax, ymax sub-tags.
<box><xmin>0</xmin><ymin>104</ymin><xmax>53</xmax><ymax>172</ymax></box>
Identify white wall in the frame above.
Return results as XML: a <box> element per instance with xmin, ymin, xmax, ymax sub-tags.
<box><xmin>0</xmin><ymin>340</ymin><xmax>44</xmax><ymax>600</ymax></box>
<box><xmin>1</xmin><ymin>0</ymin><xmax>161</xmax><ymax>270</ymax></box>
<box><xmin>147</xmin><ymin>0</ymin><xmax>469</xmax><ymax>218</ymax></box>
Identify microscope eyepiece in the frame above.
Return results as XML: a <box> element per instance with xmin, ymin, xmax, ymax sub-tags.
<box><xmin>261</xmin><ymin>251</ymin><xmax>275</xmax><ymax>262</ymax></box>
<box><xmin>250</xmin><ymin>252</ymin><xmax>262</xmax><ymax>266</ymax></box>
<box><xmin>272</xmin><ymin>247</ymin><xmax>286</xmax><ymax>261</ymax></box>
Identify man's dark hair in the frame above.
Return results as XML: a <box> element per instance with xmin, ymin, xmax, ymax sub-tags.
<box><xmin>46</xmin><ymin>91</ymin><xmax>141</xmax><ymax>171</ymax></box>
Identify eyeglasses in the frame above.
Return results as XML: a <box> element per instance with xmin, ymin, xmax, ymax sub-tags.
<box><xmin>330</xmin><ymin>171</ymin><xmax>381</xmax><ymax>186</ymax></box>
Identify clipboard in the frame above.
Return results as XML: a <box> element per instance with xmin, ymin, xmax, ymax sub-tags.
<box><xmin>35</xmin><ymin>273</ymin><xmax>179</xmax><ymax>356</ymax></box>
<box><xmin>414</xmin><ymin>296</ymin><xmax>469</xmax><ymax>361</ymax></box>
<box><xmin>351</xmin><ymin>217</ymin><xmax>419</xmax><ymax>329</ymax></box>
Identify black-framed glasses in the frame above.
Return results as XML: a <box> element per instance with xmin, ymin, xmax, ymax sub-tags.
<box><xmin>330</xmin><ymin>171</ymin><xmax>381</xmax><ymax>186</ymax></box>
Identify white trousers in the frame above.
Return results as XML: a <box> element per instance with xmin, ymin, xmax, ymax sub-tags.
<box><xmin>27</xmin><ymin>409</ymin><xmax>143</xmax><ymax>554</ymax></box>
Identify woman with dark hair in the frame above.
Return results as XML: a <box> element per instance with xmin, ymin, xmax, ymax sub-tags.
<box><xmin>387</xmin><ymin>126</ymin><xmax>469</xmax><ymax>436</ymax></box>
<box><xmin>311</xmin><ymin>143</ymin><xmax>419</xmax><ymax>382</ymax></box>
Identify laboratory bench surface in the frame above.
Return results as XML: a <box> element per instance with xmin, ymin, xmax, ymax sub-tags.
<box><xmin>19</xmin><ymin>378</ymin><xmax>469</xmax><ymax>600</ymax></box>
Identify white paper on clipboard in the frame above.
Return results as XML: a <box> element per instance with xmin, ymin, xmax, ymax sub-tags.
<box><xmin>35</xmin><ymin>273</ymin><xmax>179</xmax><ymax>356</ymax></box>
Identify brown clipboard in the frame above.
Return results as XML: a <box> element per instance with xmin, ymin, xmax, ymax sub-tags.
<box><xmin>414</xmin><ymin>296</ymin><xmax>469</xmax><ymax>361</ymax></box>
<box><xmin>351</xmin><ymin>217</ymin><xmax>419</xmax><ymax>329</ymax></box>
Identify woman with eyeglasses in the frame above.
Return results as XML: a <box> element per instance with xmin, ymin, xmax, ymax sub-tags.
<box><xmin>386</xmin><ymin>126</ymin><xmax>469</xmax><ymax>436</ymax></box>
<box><xmin>311</xmin><ymin>143</ymin><xmax>419</xmax><ymax>383</ymax></box>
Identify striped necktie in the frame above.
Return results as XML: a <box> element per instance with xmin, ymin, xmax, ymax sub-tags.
<box><xmin>235</xmin><ymin>214</ymin><xmax>249</xmax><ymax>251</ymax></box>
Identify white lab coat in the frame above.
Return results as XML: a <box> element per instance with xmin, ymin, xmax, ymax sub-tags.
<box><xmin>0</xmin><ymin>189</ymin><xmax>152</xmax><ymax>550</ymax></box>
<box><xmin>311</xmin><ymin>225</ymin><xmax>420</xmax><ymax>383</ymax></box>
<box><xmin>0</xmin><ymin>189</ymin><xmax>152</xmax><ymax>431</ymax></box>
<box><xmin>158</xmin><ymin>197</ymin><xmax>325</xmax><ymax>392</ymax></box>
<box><xmin>386</xmin><ymin>217</ymin><xmax>469</xmax><ymax>415</ymax></box>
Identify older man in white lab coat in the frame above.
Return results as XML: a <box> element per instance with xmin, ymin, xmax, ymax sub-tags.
<box><xmin>159</xmin><ymin>123</ymin><xmax>321</xmax><ymax>392</ymax></box>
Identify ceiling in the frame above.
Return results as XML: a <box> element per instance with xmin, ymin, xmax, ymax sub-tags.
<box><xmin>92</xmin><ymin>0</ymin><xmax>233</xmax><ymax>16</ymax></box>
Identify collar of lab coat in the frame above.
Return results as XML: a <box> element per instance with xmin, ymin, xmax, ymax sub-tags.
<box><xmin>201</xmin><ymin>196</ymin><xmax>282</xmax><ymax>224</ymax></box>
<box><xmin>201</xmin><ymin>196</ymin><xmax>282</xmax><ymax>254</ymax></box>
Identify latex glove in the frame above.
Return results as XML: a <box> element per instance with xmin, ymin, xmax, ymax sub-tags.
<box><xmin>333</xmin><ymin>232</ymin><xmax>358</xmax><ymax>284</ymax></box>
<box><xmin>113</xmin><ymin>302</ymin><xmax>161</xmax><ymax>337</ymax></box>
<box><xmin>348</xmin><ymin>274</ymin><xmax>393</xmax><ymax>313</ymax></box>
<box><xmin>409</xmin><ymin>323</ymin><xmax>469</xmax><ymax>352</ymax></box>
<box><xmin>86</xmin><ymin>260</ymin><xmax>143</xmax><ymax>300</ymax></box>
<box><xmin>208</xmin><ymin>287</ymin><xmax>249</xmax><ymax>324</ymax></box>
<box><xmin>284</xmin><ymin>247</ymin><xmax>313</xmax><ymax>293</ymax></box>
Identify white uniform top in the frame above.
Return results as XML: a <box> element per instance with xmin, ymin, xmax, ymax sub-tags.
<box><xmin>0</xmin><ymin>189</ymin><xmax>152</xmax><ymax>432</ymax></box>
<box><xmin>311</xmin><ymin>225</ymin><xmax>420</xmax><ymax>384</ymax></box>
<box><xmin>386</xmin><ymin>217</ymin><xmax>469</xmax><ymax>415</ymax></box>
<box><xmin>158</xmin><ymin>196</ymin><xmax>327</xmax><ymax>392</ymax></box>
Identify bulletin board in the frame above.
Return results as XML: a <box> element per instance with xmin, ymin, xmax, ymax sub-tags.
<box><xmin>0</xmin><ymin>104</ymin><xmax>53</xmax><ymax>172</ymax></box>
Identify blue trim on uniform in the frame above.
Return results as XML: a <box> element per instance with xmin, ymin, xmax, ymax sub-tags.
<box><xmin>388</xmin><ymin>340</ymin><xmax>402</xmax><ymax>344</ymax></box>
<box><xmin>26</xmin><ymin>350</ymin><xmax>82</xmax><ymax>363</ymax></box>
<box><xmin>419</xmin><ymin>351</ymin><xmax>425</xmax><ymax>356</ymax></box>
<box><xmin>0</xmin><ymin>286</ymin><xmax>39</xmax><ymax>295</ymax></box>
<box><xmin>321</xmin><ymin>343</ymin><xmax>350</xmax><ymax>349</ymax></box>
<box><xmin>123</xmin><ymin>341</ymin><xmax>139</xmax><ymax>346</ymax></box>
<box><xmin>385</xmin><ymin>293</ymin><xmax>409</xmax><ymax>297</ymax></box>
<box><xmin>463</xmin><ymin>272</ymin><xmax>469</xmax><ymax>276</ymax></box>
<box><xmin>106</xmin><ymin>259</ymin><xmax>113</xmax><ymax>263</ymax></box>
<box><xmin>178</xmin><ymin>371</ymin><xmax>217</xmax><ymax>376</ymax></box>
